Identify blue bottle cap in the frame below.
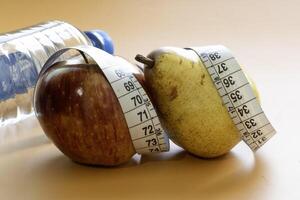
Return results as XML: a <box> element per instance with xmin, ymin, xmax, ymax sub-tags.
<box><xmin>84</xmin><ymin>30</ymin><xmax>114</xmax><ymax>54</ymax></box>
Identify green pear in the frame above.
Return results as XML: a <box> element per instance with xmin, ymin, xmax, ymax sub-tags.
<box><xmin>136</xmin><ymin>47</ymin><xmax>259</xmax><ymax>158</ymax></box>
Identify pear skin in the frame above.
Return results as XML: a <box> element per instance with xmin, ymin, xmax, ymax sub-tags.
<box><xmin>143</xmin><ymin>47</ymin><xmax>258</xmax><ymax>158</ymax></box>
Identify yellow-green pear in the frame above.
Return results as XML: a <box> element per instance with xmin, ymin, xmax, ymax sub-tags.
<box><xmin>135</xmin><ymin>47</ymin><xmax>259</xmax><ymax>158</ymax></box>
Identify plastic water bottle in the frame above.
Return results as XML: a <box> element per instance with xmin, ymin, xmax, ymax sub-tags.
<box><xmin>0</xmin><ymin>20</ymin><xmax>114</xmax><ymax>125</ymax></box>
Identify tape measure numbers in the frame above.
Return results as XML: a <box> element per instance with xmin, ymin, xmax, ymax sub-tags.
<box><xmin>188</xmin><ymin>46</ymin><xmax>276</xmax><ymax>151</ymax></box>
<box><xmin>41</xmin><ymin>46</ymin><xmax>170</xmax><ymax>154</ymax></box>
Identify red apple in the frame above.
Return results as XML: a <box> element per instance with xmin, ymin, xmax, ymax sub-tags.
<box><xmin>34</xmin><ymin>57</ymin><xmax>144</xmax><ymax>166</ymax></box>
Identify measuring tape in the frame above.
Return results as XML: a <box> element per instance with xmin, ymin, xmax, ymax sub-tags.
<box><xmin>40</xmin><ymin>46</ymin><xmax>170</xmax><ymax>154</ymax></box>
<box><xmin>187</xmin><ymin>45</ymin><xmax>276</xmax><ymax>151</ymax></box>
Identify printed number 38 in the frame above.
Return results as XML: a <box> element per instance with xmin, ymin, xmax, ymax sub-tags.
<box><xmin>209</xmin><ymin>52</ymin><xmax>221</xmax><ymax>61</ymax></box>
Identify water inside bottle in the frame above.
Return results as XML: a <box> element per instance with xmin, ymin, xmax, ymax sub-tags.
<box><xmin>0</xmin><ymin>21</ymin><xmax>92</xmax><ymax>127</ymax></box>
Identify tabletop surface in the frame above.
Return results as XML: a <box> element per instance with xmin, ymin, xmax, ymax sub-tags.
<box><xmin>0</xmin><ymin>0</ymin><xmax>298</xmax><ymax>199</ymax></box>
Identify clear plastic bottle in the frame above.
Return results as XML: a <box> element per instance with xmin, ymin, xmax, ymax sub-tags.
<box><xmin>0</xmin><ymin>20</ymin><xmax>114</xmax><ymax>125</ymax></box>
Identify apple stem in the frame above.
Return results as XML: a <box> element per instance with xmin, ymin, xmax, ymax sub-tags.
<box><xmin>135</xmin><ymin>54</ymin><xmax>154</xmax><ymax>68</ymax></box>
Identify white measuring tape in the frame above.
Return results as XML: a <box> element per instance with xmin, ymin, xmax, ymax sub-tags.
<box><xmin>40</xmin><ymin>46</ymin><xmax>170</xmax><ymax>154</ymax></box>
<box><xmin>187</xmin><ymin>45</ymin><xmax>276</xmax><ymax>151</ymax></box>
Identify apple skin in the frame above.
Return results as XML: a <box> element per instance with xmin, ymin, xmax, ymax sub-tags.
<box><xmin>34</xmin><ymin>58</ymin><xmax>143</xmax><ymax>166</ymax></box>
<box><xmin>143</xmin><ymin>47</ymin><xmax>259</xmax><ymax>158</ymax></box>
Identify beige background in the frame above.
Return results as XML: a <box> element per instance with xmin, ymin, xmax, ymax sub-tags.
<box><xmin>0</xmin><ymin>0</ymin><xmax>298</xmax><ymax>199</ymax></box>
